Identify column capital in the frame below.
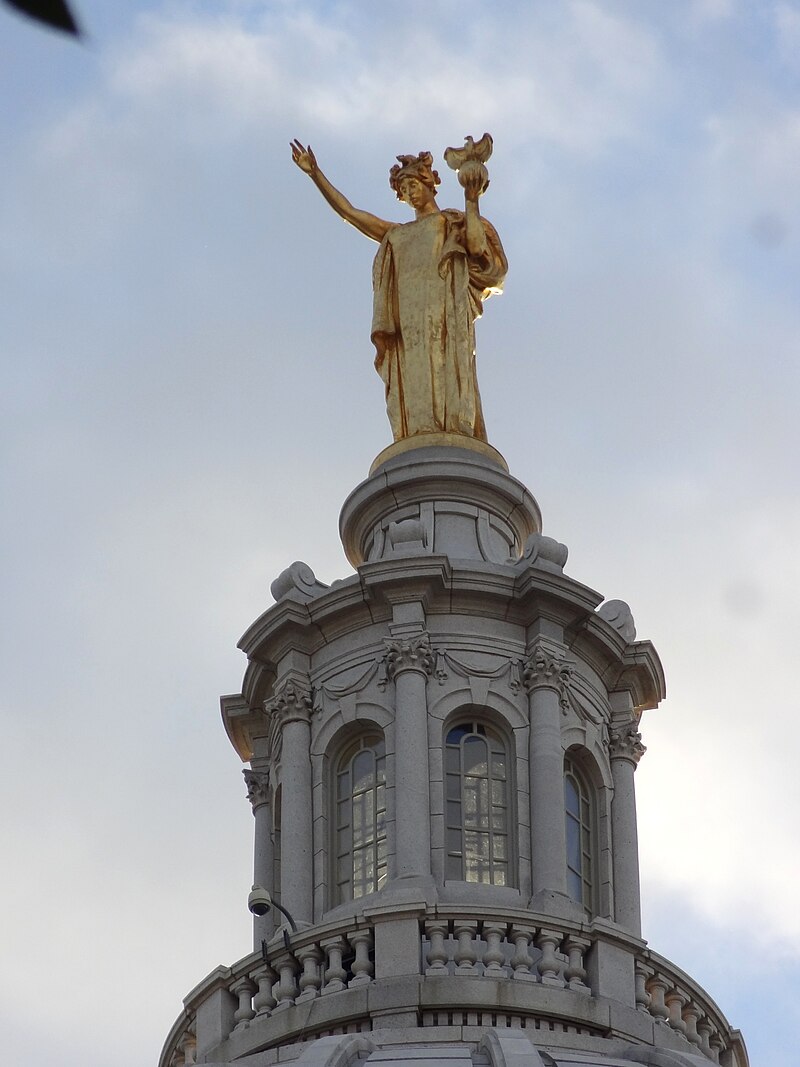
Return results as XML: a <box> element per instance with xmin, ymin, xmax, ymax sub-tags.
<box><xmin>385</xmin><ymin>633</ymin><xmax>434</xmax><ymax>680</ymax></box>
<box><xmin>609</xmin><ymin>720</ymin><xmax>647</xmax><ymax>765</ymax></box>
<box><xmin>265</xmin><ymin>678</ymin><xmax>313</xmax><ymax>727</ymax></box>
<box><xmin>243</xmin><ymin>769</ymin><xmax>270</xmax><ymax>810</ymax></box>
<box><xmin>522</xmin><ymin>639</ymin><xmax>574</xmax><ymax>706</ymax></box>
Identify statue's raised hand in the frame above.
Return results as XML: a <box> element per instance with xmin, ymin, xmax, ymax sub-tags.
<box><xmin>291</xmin><ymin>140</ymin><xmax>317</xmax><ymax>176</ymax></box>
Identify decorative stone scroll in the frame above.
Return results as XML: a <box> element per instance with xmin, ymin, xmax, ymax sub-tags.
<box><xmin>518</xmin><ymin>532</ymin><xmax>569</xmax><ymax>573</ymax></box>
<box><xmin>384</xmin><ymin>634</ymin><xmax>435</xmax><ymax>680</ymax></box>
<box><xmin>608</xmin><ymin>720</ymin><xmax>647</xmax><ymax>764</ymax></box>
<box><xmin>598</xmin><ymin>599</ymin><xmax>637</xmax><ymax>643</ymax></box>
<box><xmin>270</xmin><ymin>561</ymin><xmax>329</xmax><ymax>604</ymax></box>
<box><xmin>522</xmin><ymin>640</ymin><xmax>575</xmax><ymax>710</ymax></box>
<box><xmin>243</xmin><ymin>769</ymin><xmax>270</xmax><ymax>810</ymax></box>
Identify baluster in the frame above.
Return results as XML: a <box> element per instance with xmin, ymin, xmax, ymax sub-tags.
<box><xmin>536</xmin><ymin>929</ymin><xmax>566</xmax><ymax>987</ymax></box>
<box><xmin>697</xmin><ymin>1017</ymin><xmax>714</xmax><ymax>1057</ymax></box>
<box><xmin>231</xmin><ymin>977</ymin><xmax>256</xmax><ymax>1031</ymax></box>
<box><xmin>482</xmin><ymin>922</ymin><xmax>507</xmax><ymax>978</ymax></box>
<box><xmin>682</xmin><ymin>1003</ymin><xmax>702</xmax><ymax>1048</ymax></box>
<box><xmin>634</xmin><ymin>963</ymin><xmax>651</xmax><ymax>1012</ymax></box>
<box><xmin>321</xmin><ymin>936</ymin><xmax>349</xmax><ymax>994</ymax></box>
<box><xmin>296</xmin><ymin>944</ymin><xmax>323</xmax><ymax>1002</ymax></box>
<box><xmin>564</xmin><ymin>935</ymin><xmax>591</xmax><ymax>994</ymax></box>
<box><xmin>273</xmin><ymin>957</ymin><xmax>299</xmax><ymax>1011</ymax></box>
<box><xmin>349</xmin><ymin>928</ymin><xmax>374</xmax><ymax>987</ymax></box>
<box><xmin>424</xmin><ymin>920</ymin><xmax>450</xmax><ymax>976</ymax></box>
<box><xmin>665</xmin><ymin>989</ymin><xmax>687</xmax><ymax>1036</ymax></box>
<box><xmin>453</xmin><ymin>920</ymin><xmax>479</xmax><ymax>976</ymax></box>
<box><xmin>646</xmin><ymin>975</ymin><xmax>670</xmax><ymax>1026</ymax></box>
<box><xmin>253</xmin><ymin>964</ymin><xmax>277</xmax><ymax>1016</ymax></box>
<box><xmin>709</xmin><ymin>1033</ymin><xmax>724</xmax><ymax>1064</ymax></box>
<box><xmin>178</xmin><ymin>1029</ymin><xmax>196</xmax><ymax>1066</ymax></box>
<box><xmin>510</xmin><ymin>926</ymin><xmax>536</xmax><ymax>982</ymax></box>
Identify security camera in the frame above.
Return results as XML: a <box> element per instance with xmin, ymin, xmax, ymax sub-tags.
<box><xmin>248</xmin><ymin>884</ymin><xmax>273</xmax><ymax>917</ymax></box>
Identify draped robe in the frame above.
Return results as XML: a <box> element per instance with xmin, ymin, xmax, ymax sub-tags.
<box><xmin>371</xmin><ymin>209</ymin><xmax>507</xmax><ymax>442</ymax></box>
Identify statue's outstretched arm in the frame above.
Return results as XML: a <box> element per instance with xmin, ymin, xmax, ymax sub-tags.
<box><xmin>291</xmin><ymin>141</ymin><xmax>393</xmax><ymax>244</ymax></box>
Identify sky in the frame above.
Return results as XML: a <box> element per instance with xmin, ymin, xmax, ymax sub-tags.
<box><xmin>1</xmin><ymin>1</ymin><xmax>798</xmax><ymax>1064</ymax></box>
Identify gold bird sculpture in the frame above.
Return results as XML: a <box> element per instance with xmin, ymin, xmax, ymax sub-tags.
<box><xmin>443</xmin><ymin>132</ymin><xmax>494</xmax><ymax>171</ymax></box>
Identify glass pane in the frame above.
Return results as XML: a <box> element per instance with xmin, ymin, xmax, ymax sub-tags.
<box><xmin>565</xmin><ymin>776</ymin><xmax>580</xmax><ymax>817</ymax></box>
<box><xmin>463</xmin><ymin>736</ymin><xmax>488</xmax><ymax>775</ymax></box>
<box><xmin>491</xmin><ymin>779</ymin><xmax>507</xmax><ymax>807</ymax></box>
<box><xmin>446</xmin><ymin>772</ymin><xmax>461</xmax><ymax>800</ymax></box>
<box><xmin>566</xmin><ymin>812</ymin><xmax>581</xmax><ymax>871</ymax></box>
<box><xmin>446</xmin><ymin>799</ymin><xmax>461</xmax><ymax>828</ymax></box>
<box><xmin>447</xmin><ymin>826</ymin><xmax>462</xmax><ymax>856</ymax></box>
<box><xmin>352</xmin><ymin>749</ymin><xmax>374</xmax><ymax>792</ymax></box>
<box><xmin>445</xmin><ymin>745</ymin><xmax>460</xmax><ymax>773</ymax></box>
<box><xmin>492</xmin><ymin>751</ymin><xmax>507</xmax><ymax>780</ymax></box>
<box><xmin>337</xmin><ymin>770</ymin><xmax>350</xmax><ymax>800</ymax></box>
<box><xmin>567</xmin><ymin>868</ymin><xmax>582</xmax><ymax>902</ymax></box>
<box><xmin>447</xmin><ymin>725</ymin><xmax>471</xmax><ymax>744</ymax></box>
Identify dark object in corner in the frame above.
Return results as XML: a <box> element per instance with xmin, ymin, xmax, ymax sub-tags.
<box><xmin>4</xmin><ymin>0</ymin><xmax>81</xmax><ymax>35</ymax></box>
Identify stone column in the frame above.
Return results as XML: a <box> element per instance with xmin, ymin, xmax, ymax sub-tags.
<box><xmin>266</xmin><ymin>680</ymin><xmax>314</xmax><ymax>926</ymax></box>
<box><xmin>609</xmin><ymin>718</ymin><xmax>646</xmax><ymax>936</ymax></box>
<box><xmin>523</xmin><ymin>639</ymin><xmax>573</xmax><ymax>911</ymax></box>
<box><xmin>386</xmin><ymin>634</ymin><xmax>434</xmax><ymax>882</ymax></box>
<box><xmin>244</xmin><ymin>767</ymin><xmax>274</xmax><ymax>948</ymax></box>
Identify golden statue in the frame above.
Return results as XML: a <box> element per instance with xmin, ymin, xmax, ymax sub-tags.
<box><xmin>291</xmin><ymin>136</ymin><xmax>507</xmax><ymax>444</ymax></box>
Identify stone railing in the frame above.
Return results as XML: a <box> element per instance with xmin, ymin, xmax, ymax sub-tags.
<box><xmin>635</xmin><ymin>948</ymin><xmax>746</xmax><ymax>1066</ymax></box>
<box><xmin>160</xmin><ymin>906</ymin><xmax>747</xmax><ymax>1067</ymax></box>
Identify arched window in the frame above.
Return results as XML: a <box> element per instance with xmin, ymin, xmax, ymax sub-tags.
<box><xmin>564</xmin><ymin>755</ymin><xmax>595</xmax><ymax>913</ymax></box>
<box><xmin>445</xmin><ymin>720</ymin><xmax>511</xmax><ymax>885</ymax></box>
<box><xmin>334</xmin><ymin>735</ymin><xmax>387</xmax><ymax>904</ymax></box>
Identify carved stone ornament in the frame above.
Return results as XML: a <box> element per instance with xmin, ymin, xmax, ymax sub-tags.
<box><xmin>609</xmin><ymin>721</ymin><xmax>647</xmax><ymax>764</ymax></box>
<box><xmin>522</xmin><ymin>641</ymin><xmax>575</xmax><ymax>708</ymax></box>
<box><xmin>243</xmin><ymin>769</ymin><xmax>270</xmax><ymax>809</ymax></box>
<box><xmin>264</xmin><ymin>679</ymin><xmax>313</xmax><ymax>728</ymax></box>
<box><xmin>384</xmin><ymin>634</ymin><xmax>435</xmax><ymax>680</ymax></box>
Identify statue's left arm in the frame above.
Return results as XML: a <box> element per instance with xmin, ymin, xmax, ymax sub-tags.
<box><xmin>462</xmin><ymin>169</ymin><xmax>491</xmax><ymax>265</ymax></box>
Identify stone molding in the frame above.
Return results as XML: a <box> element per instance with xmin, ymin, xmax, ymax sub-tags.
<box><xmin>384</xmin><ymin>633</ymin><xmax>435</xmax><ymax>680</ymax></box>
<box><xmin>433</xmin><ymin>650</ymin><xmax>523</xmax><ymax>691</ymax></box>
<box><xmin>242</xmin><ymin>769</ymin><xmax>270</xmax><ymax>810</ymax></box>
<box><xmin>522</xmin><ymin>640</ymin><xmax>575</xmax><ymax>708</ymax></box>
<box><xmin>609</xmin><ymin>721</ymin><xmax>647</xmax><ymax>764</ymax></box>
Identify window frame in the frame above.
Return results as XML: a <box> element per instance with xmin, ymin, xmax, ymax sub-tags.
<box><xmin>331</xmin><ymin>733</ymin><xmax>388</xmax><ymax>906</ymax></box>
<box><xmin>444</xmin><ymin>718</ymin><xmax>514</xmax><ymax>887</ymax></box>
<box><xmin>564</xmin><ymin>752</ymin><xmax>597</xmax><ymax>915</ymax></box>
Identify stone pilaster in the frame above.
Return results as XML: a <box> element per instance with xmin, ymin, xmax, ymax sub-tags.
<box><xmin>523</xmin><ymin>639</ymin><xmax>574</xmax><ymax>912</ymax></box>
<box><xmin>265</xmin><ymin>679</ymin><xmax>313</xmax><ymax>925</ymax></box>
<box><xmin>609</xmin><ymin>718</ymin><xmax>646</xmax><ymax>936</ymax></box>
<box><xmin>385</xmin><ymin>634</ymin><xmax>434</xmax><ymax>882</ymax></box>
<box><xmin>244</xmin><ymin>768</ymin><xmax>274</xmax><ymax>946</ymax></box>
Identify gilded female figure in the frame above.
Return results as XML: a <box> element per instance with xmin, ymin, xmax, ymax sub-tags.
<box><xmin>291</xmin><ymin>140</ymin><xmax>507</xmax><ymax>443</ymax></box>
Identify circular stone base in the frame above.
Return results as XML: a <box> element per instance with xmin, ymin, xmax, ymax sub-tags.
<box><xmin>341</xmin><ymin>444</ymin><xmax>541</xmax><ymax>568</ymax></box>
<box><xmin>370</xmin><ymin>432</ymin><xmax>509</xmax><ymax>476</ymax></box>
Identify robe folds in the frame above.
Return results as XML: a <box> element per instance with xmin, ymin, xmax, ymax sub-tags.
<box><xmin>371</xmin><ymin>208</ymin><xmax>507</xmax><ymax>442</ymax></box>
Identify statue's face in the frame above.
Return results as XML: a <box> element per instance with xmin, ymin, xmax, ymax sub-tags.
<box><xmin>398</xmin><ymin>175</ymin><xmax>434</xmax><ymax>210</ymax></box>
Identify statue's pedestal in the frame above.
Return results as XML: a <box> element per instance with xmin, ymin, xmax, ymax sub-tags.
<box><xmin>340</xmin><ymin>441</ymin><xmax>542</xmax><ymax>568</ymax></box>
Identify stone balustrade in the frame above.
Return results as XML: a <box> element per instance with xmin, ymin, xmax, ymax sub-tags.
<box><xmin>160</xmin><ymin>907</ymin><xmax>746</xmax><ymax>1067</ymax></box>
<box><xmin>634</xmin><ymin>950</ymin><xmax>744</xmax><ymax>1066</ymax></box>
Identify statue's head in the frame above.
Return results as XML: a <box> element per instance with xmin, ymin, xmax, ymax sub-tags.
<box><xmin>389</xmin><ymin>151</ymin><xmax>441</xmax><ymax>202</ymax></box>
